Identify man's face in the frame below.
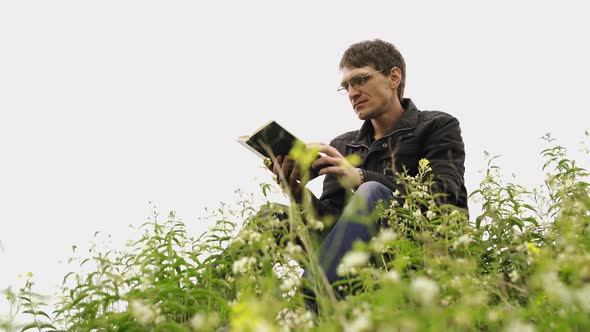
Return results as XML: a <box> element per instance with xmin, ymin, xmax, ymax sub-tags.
<box><xmin>340</xmin><ymin>65</ymin><xmax>396</xmax><ymax>120</ymax></box>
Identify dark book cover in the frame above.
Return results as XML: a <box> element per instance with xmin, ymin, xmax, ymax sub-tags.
<box><xmin>238</xmin><ymin>120</ymin><xmax>300</xmax><ymax>160</ymax></box>
<box><xmin>238</xmin><ymin>121</ymin><xmax>323</xmax><ymax>180</ymax></box>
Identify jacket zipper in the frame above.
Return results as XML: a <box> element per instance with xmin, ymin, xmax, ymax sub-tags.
<box><xmin>359</xmin><ymin>127</ymin><xmax>415</xmax><ymax>169</ymax></box>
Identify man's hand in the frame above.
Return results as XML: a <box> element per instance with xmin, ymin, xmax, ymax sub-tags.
<box><xmin>269</xmin><ymin>155</ymin><xmax>304</xmax><ymax>203</ymax></box>
<box><xmin>310</xmin><ymin>143</ymin><xmax>362</xmax><ymax>190</ymax></box>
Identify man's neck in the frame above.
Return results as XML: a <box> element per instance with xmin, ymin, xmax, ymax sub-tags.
<box><xmin>371</xmin><ymin>98</ymin><xmax>405</xmax><ymax>140</ymax></box>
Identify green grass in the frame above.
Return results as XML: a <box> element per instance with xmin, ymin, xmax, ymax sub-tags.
<box><xmin>2</xmin><ymin>133</ymin><xmax>590</xmax><ymax>331</ymax></box>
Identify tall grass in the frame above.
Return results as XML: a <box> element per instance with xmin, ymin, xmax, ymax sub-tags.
<box><xmin>2</xmin><ymin>133</ymin><xmax>590</xmax><ymax>331</ymax></box>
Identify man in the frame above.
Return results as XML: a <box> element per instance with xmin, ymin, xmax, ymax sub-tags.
<box><xmin>273</xmin><ymin>39</ymin><xmax>467</xmax><ymax>306</ymax></box>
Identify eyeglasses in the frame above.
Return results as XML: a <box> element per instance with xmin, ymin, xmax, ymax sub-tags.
<box><xmin>337</xmin><ymin>68</ymin><xmax>386</xmax><ymax>95</ymax></box>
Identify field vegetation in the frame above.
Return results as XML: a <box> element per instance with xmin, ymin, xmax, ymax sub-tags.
<box><xmin>2</xmin><ymin>134</ymin><xmax>590</xmax><ymax>331</ymax></box>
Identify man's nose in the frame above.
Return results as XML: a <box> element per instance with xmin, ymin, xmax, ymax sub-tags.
<box><xmin>348</xmin><ymin>85</ymin><xmax>361</xmax><ymax>100</ymax></box>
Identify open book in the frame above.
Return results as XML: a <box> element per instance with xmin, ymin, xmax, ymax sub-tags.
<box><xmin>238</xmin><ymin>120</ymin><xmax>323</xmax><ymax>180</ymax></box>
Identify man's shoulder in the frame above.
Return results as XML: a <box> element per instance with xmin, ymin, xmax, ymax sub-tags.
<box><xmin>416</xmin><ymin>109</ymin><xmax>461</xmax><ymax>131</ymax></box>
<box><xmin>329</xmin><ymin>130</ymin><xmax>359</xmax><ymax>145</ymax></box>
<box><xmin>417</xmin><ymin>109</ymin><xmax>458</xmax><ymax>123</ymax></box>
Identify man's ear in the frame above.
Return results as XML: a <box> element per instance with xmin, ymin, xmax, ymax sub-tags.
<box><xmin>389</xmin><ymin>67</ymin><xmax>402</xmax><ymax>89</ymax></box>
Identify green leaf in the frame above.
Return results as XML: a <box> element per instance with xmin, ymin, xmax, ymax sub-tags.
<box><xmin>22</xmin><ymin>309</ymin><xmax>52</xmax><ymax>320</ymax></box>
<box><xmin>20</xmin><ymin>323</ymin><xmax>39</xmax><ymax>332</ymax></box>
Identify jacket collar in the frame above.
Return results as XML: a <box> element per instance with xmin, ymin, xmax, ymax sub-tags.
<box><xmin>350</xmin><ymin>98</ymin><xmax>419</xmax><ymax>146</ymax></box>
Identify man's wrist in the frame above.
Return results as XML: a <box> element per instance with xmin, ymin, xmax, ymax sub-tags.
<box><xmin>357</xmin><ymin>168</ymin><xmax>365</xmax><ymax>186</ymax></box>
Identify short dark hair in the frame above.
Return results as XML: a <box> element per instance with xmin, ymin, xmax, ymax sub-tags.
<box><xmin>339</xmin><ymin>39</ymin><xmax>406</xmax><ymax>101</ymax></box>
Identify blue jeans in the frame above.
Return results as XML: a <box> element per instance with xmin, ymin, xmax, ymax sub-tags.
<box><xmin>303</xmin><ymin>181</ymin><xmax>394</xmax><ymax>307</ymax></box>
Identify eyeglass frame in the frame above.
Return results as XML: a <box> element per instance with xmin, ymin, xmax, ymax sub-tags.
<box><xmin>337</xmin><ymin>68</ymin><xmax>390</xmax><ymax>95</ymax></box>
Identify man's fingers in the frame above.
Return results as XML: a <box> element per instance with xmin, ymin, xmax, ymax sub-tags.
<box><xmin>273</xmin><ymin>155</ymin><xmax>284</xmax><ymax>176</ymax></box>
<box><xmin>312</xmin><ymin>155</ymin><xmax>341</xmax><ymax>169</ymax></box>
<box><xmin>280</xmin><ymin>156</ymin><xmax>293</xmax><ymax>178</ymax></box>
<box><xmin>311</xmin><ymin>143</ymin><xmax>342</xmax><ymax>158</ymax></box>
<box><xmin>289</xmin><ymin>163</ymin><xmax>300</xmax><ymax>187</ymax></box>
<box><xmin>318</xmin><ymin>165</ymin><xmax>346</xmax><ymax>177</ymax></box>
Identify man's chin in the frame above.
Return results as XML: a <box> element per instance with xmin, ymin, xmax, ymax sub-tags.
<box><xmin>355</xmin><ymin>109</ymin><xmax>368</xmax><ymax>120</ymax></box>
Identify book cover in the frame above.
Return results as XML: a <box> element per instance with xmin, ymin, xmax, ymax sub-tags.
<box><xmin>238</xmin><ymin>121</ymin><xmax>322</xmax><ymax>180</ymax></box>
<box><xmin>238</xmin><ymin>121</ymin><xmax>302</xmax><ymax>160</ymax></box>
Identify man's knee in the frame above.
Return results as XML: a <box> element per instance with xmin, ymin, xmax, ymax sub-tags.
<box><xmin>355</xmin><ymin>181</ymin><xmax>393</xmax><ymax>205</ymax></box>
<box><xmin>341</xmin><ymin>181</ymin><xmax>393</xmax><ymax>217</ymax></box>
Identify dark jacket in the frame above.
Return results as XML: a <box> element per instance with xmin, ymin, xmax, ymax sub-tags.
<box><xmin>311</xmin><ymin>98</ymin><xmax>468</xmax><ymax>218</ymax></box>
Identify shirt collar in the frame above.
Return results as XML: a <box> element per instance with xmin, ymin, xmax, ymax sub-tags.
<box><xmin>351</xmin><ymin>98</ymin><xmax>419</xmax><ymax>145</ymax></box>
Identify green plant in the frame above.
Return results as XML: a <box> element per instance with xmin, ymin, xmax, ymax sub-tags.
<box><xmin>3</xmin><ymin>134</ymin><xmax>590</xmax><ymax>331</ymax></box>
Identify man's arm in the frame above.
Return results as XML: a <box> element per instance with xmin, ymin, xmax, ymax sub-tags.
<box><xmin>314</xmin><ymin>114</ymin><xmax>467</xmax><ymax>213</ymax></box>
<box><xmin>421</xmin><ymin>116</ymin><xmax>467</xmax><ymax>207</ymax></box>
<box><xmin>309</xmin><ymin>173</ymin><xmax>347</xmax><ymax>218</ymax></box>
<box><xmin>309</xmin><ymin>143</ymin><xmax>361</xmax><ymax>218</ymax></box>
<box><xmin>362</xmin><ymin>115</ymin><xmax>466</xmax><ymax>208</ymax></box>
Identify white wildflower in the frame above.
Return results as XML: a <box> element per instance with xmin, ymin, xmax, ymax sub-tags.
<box><xmin>241</xmin><ymin>229</ymin><xmax>262</xmax><ymax>244</ymax></box>
<box><xmin>393</xmin><ymin>189</ymin><xmax>401</xmax><ymax>197</ymax></box>
<box><xmin>285</xmin><ymin>241</ymin><xmax>303</xmax><ymax>257</ymax></box>
<box><xmin>273</xmin><ymin>260</ymin><xmax>303</xmax><ymax>297</ymax></box>
<box><xmin>410</xmin><ymin>276</ymin><xmax>439</xmax><ymax>306</ymax></box>
<box><xmin>541</xmin><ymin>271</ymin><xmax>572</xmax><ymax>304</ymax></box>
<box><xmin>268</xmin><ymin>216</ymin><xmax>281</xmax><ymax>228</ymax></box>
<box><xmin>454</xmin><ymin>309</ymin><xmax>471</xmax><ymax>326</ymax></box>
<box><xmin>280</xmin><ymin>273</ymin><xmax>301</xmax><ymax>296</ymax></box>
<box><xmin>504</xmin><ymin>319</ymin><xmax>536</xmax><ymax>332</ymax></box>
<box><xmin>428</xmin><ymin>200</ymin><xmax>437</xmax><ymax>210</ymax></box>
<box><xmin>574</xmin><ymin>284</ymin><xmax>590</xmax><ymax>313</ymax></box>
<box><xmin>139</xmin><ymin>275</ymin><xmax>151</xmax><ymax>291</ymax></box>
<box><xmin>337</xmin><ymin>251</ymin><xmax>370</xmax><ymax>276</ymax></box>
<box><xmin>370</xmin><ymin>229</ymin><xmax>397</xmax><ymax>253</ymax></box>
<box><xmin>307</xmin><ymin>217</ymin><xmax>324</xmax><ymax>231</ymax></box>
<box><xmin>382</xmin><ymin>270</ymin><xmax>400</xmax><ymax>282</ymax></box>
<box><xmin>129</xmin><ymin>300</ymin><xmax>162</xmax><ymax>325</ymax></box>
<box><xmin>509</xmin><ymin>270</ymin><xmax>520</xmax><ymax>282</ymax></box>
<box><xmin>413</xmin><ymin>210</ymin><xmax>422</xmax><ymax>219</ymax></box>
<box><xmin>190</xmin><ymin>312</ymin><xmax>219</xmax><ymax>330</ymax></box>
<box><xmin>411</xmin><ymin>191</ymin><xmax>424</xmax><ymax>199</ymax></box>
<box><xmin>189</xmin><ymin>312</ymin><xmax>206</xmax><ymax>330</ymax></box>
<box><xmin>295</xmin><ymin>310</ymin><xmax>314</xmax><ymax>329</ymax></box>
<box><xmin>344</xmin><ymin>314</ymin><xmax>372</xmax><ymax>332</ymax></box>
<box><xmin>441</xmin><ymin>296</ymin><xmax>452</xmax><ymax>306</ymax></box>
<box><xmin>253</xmin><ymin>321</ymin><xmax>274</xmax><ymax>332</ymax></box>
<box><xmin>276</xmin><ymin>307</ymin><xmax>314</xmax><ymax>330</ymax></box>
<box><xmin>452</xmin><ymin>234</ymin><xmax>472</xmax><ymax>249</ymax></box>
<box><xmin>486</xmin><ymin>309</ymin><xmax>500</xmax><ymax>322</ymax></box>
<box><xmin>425</xmin><ymin>210</ymin><xmax>436</xmax><ymax>220</ymax></box>
<box><xmin>232</xmin><ymin>256</ymin><xmax>257</xmax><ymax>275</ymax></box>
<box><xmin>275</xmin><ymin>260</ymin><xmax>303</xmax><ymax>278</ymax></box>
<box><xmin>464</xmin><ymin>291</ymin><xmax>488</xmax><ymax>306</ymax></box>
<box><xmin>342</xmin><ymin>303</ymin><xmax>372</xmax><ymax>332</ymax></box>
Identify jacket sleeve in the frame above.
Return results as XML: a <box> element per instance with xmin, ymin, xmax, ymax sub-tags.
<box><xmin>422</xmin><ymin>116</ymin><xmax>466</xmax><ymax>206</ymax></box>
<box><xmin>363</xmin><ymin>115</ymin><xmax>466</xmax><ymax>207</ymax></box>
<box><xmin>311</xmin><ymin>115</ymin><xmax>467</xmax><ymax>216</ymax></box>
<box><xmin>309</xmin><ymin>139</ymin><xmax>349</xmax><ymax>218</ymax></box>
<box><xmin>310</xmin><ymin>174</ymin><xmax>346</xmax><ymax>218</ymax></box>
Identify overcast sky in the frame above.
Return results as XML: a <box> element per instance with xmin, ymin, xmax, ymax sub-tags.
<box><xmin>1</xmin><ymin>0</ymin><xmax>589</xmax><ymax>315</ymax></box>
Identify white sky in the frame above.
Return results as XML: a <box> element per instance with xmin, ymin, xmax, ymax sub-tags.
<box><xmin>1</xmin><ymin>0</ymin><xmax>590</xmax><ymax>315</ymax></box>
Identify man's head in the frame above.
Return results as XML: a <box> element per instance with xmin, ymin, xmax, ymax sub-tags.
<box><xmin>339</xmin><ymin>39</ymin><xmax>406</xmax><ymax>102</ymax></box>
